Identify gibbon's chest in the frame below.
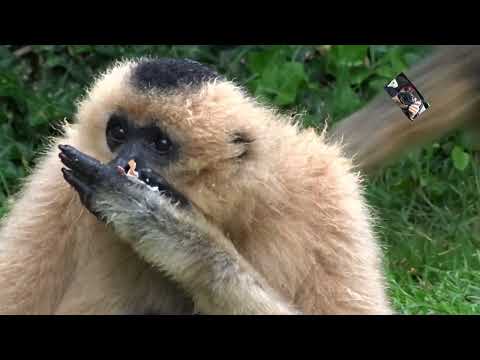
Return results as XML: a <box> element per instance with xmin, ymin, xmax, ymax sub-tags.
<box><xmin>55</xmin><ymin>224</ymin><xmax>193</xmax><ymax>315</ymax></box>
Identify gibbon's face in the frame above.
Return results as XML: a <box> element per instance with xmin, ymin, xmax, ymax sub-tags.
<box><xmin>73</xmin><ymin>58</ymin><xmax>262</xmax><ymax>220</ymax></box>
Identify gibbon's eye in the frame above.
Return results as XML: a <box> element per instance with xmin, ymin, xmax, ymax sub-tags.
<box><xmin>142</xmin><ymin>124</ymin><xmax>174</xmax><ymax>156</ymax></box>
<box><xmin>152</xmin><ymin>135</ymin><xmax>173</xmax><ymax>154</ymax></box>
<box><xmin>106</xmin><ymin>116</ymin><xmax>128</xmax><ymax>149</ymax></box>
<box><xmin>109</xmin><ymin>124</ymin><xmax>127</xmax><ymax>143</ymax></box>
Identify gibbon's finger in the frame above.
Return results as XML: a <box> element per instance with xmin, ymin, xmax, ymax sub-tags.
<box><xmin>62</xmin><ymin>168</ymin><xmax>94</xmax><ymax>204</ymax></box>
<box><xmin>61</xmin><ymin>168</ymin><xmax>104</xmax><ymax>220</ymax></box>
<box><xmin>58</xmin><ymin>144</ymin><xmax>103</xmax><ymax>180</ymax></box>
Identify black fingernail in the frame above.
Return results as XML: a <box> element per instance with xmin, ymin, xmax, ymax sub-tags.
<box><xmin>59</xmin><ymin>144</ymin><xmax>74</xmax><ymax>153</ymax></box>
<box><xmin>61</xmin><ymin>167</ymin><xmax>72</xmax><ymax>176</ymax></box>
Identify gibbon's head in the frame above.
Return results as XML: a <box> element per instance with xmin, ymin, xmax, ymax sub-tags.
<box><xmin>72</xmin><ymin>57</ymin><xmax>291</xmax><ymax>226</ymax></box>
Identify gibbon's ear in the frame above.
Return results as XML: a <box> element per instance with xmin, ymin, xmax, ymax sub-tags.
<box><xmin>230</xmin><ymin>131</ymin><xmax>255</xmax><ymax>159</ymax></box>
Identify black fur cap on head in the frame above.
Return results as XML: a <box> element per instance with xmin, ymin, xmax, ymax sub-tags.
<box><xmin>131</xmin><ymin>58</ymin><xmax>222</xmax><ymax>91</ymax></box>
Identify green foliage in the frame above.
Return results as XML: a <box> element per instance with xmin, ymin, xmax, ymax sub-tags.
<box><xmin>0</xmin><ymin>45</ymin><xmax>478</xmax><ymax>314</ymax></box>
<box><xmin>245</xmin><ymin>46</ymin><xmax>308</xmax><ymax>106</ymax></box>
<box><xmin>451</xmin><ymin>146</ymin><xmax>470</xmax><ymax>171</ymax></box>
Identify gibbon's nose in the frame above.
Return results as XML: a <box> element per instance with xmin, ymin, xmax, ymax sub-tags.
<box><xmin>109</xmin><ymin>142</ymin><xmax>146</xmax><ymax>173</ymax></box>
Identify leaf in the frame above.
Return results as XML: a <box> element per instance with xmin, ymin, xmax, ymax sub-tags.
<box><xmin>429</xmin><ymin>182</ymin><xmax>447</xmax><ymax>199</ymax></box>
<box><xmin>330</xmin><ymin>45</ymin><xmax>369</xmax><ymax>67</ymax></box>
<box><xmin>331</xmin><ymin>83</ymin><xmax>363</xmax><ymax>120</ymax></box>
<box><xmin>246</xmin><ymin>51</ymin><xmax>271</xmax><ymax>75</ymax></box>
<box><xmin>0</xmin><ymin>47</ymin><xmax>16</xmax><ymax>68</ymax></box>
<box><xmin>0</xmin><ymin>72</ymin><xmax>23</xmax><ymax>97</ymax></box>
<box><xmin>368</xmin><ymin>78</ymin><xmax>389</xmax><ymax>93</ymax></box>
<box><xmin>350</xmin><ymin>67</ymin><xmax>373</xmax><ymax>85</ymax></box>
<box><xmin>451</xmin><ymin>146</ymin><xmax>470</xmax><ymax>171</ymax></box>
<box><xmin>245</xmin><ymin>46</ymin><xmax>288</xmax><ymax>75</ymax></box>
<box><xmin>324</xmin><ymin>66</ymin><xmax>363</xmax><ymax>120</ymax></box>
<box><xmin>388</xmin><ymin>47</ymin><xmax>408</xmax><ymax>74</ymax></box>
<box><xmin>67</xmin><ymin>45</ymin><xmax>93</xmax><ymax>55</ymax></box>
<box><xmin>273</xmin><ymin>62</ymin><xmax>307</xmax><ymax>106</ymax></box>
<box><xmin>45</xmin><ymin>56</ymin><xmax>68</xmax><ymax>69</ymax></box>
<box><xmin>375</xmin><ymin>65</ymin><xmax>397</xmax><ymax>79</ymax></box>
<box><xmin>95</xmin><ymin>46</ymin><xmax>121</xmax><ymax>56</ymax></box>
<box><xmin>252</xmin><ymin>60</ymin><xmax>307</xmax><ymax>106</ymax></box>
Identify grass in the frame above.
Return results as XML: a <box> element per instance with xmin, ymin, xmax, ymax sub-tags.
<box><xmin>1</xmin><ymin>45</ymin><xmax>479</xmax><ymax>314</ymax></box>
<box><xmin>368</xmin><ymin>136</ymin><xmax>480</xmax><ymax>314</ymax></box>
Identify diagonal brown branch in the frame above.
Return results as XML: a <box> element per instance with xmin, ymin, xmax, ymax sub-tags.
<box><xmin>13</xmin><ymin>45</ymin><xmax>33</xmax><ymax>58</ymax></box>
<box><xmin>330</xmin><ymin>45</ymin><xmax>480</xmax><ymax>174</ymax></box>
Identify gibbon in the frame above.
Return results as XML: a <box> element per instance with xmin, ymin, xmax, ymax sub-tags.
<box><xmin>0</xmin><ymin>58</ymin><xmax>392</xmax><ymax>314</ymax></box>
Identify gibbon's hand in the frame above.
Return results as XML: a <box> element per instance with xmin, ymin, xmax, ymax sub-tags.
<box><xmin>58</xmin><ymin>144</ymin><xmax>190</xmax><ymax>225</ymax></box>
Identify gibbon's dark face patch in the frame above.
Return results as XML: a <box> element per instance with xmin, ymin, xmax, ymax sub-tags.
<box><xmin>131</xmin><ymin>58</ymin><xmax>221</xmax><ymax>91</ymax></box>
<box><xmin>105</xmin><ymin>112</ymin><xmax>178</xmax><ymax>171</ymax></box>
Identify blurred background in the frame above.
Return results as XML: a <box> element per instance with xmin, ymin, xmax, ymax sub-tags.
<box><xmin>1</xmin><ymin>45</ymin><xmax>479</xmax><ymax>314</ymax></box>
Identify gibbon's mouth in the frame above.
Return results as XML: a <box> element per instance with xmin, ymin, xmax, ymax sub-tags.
<box><xmin>116</xmin><ymin>159</ymin><xmax>163</xmax><ymax>193</ymax></box>
<box><xmin>115</xmin><ymin>159</ymin><xmax>191</xmax><ymax>208</ymax></box>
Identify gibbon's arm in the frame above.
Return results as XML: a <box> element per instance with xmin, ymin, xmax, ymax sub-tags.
<box><xmin>59</xmin><ymin>145</ymin><xmax>299</xmax><ymax>315</ymax></box>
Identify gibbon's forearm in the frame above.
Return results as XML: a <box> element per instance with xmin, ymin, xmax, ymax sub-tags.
<box><xmin>97</xmin><ymin>190</ymin><xmax>299</xmax><ymax>315</ymax></box>
<box><xmin>142</xmin><ymin>227</ymin><xmax>300</xmax><ymax>315</ymax></box>
<box><xmin>196</xmin><ymin>256</ymin><xmax>301</xmax><ymax>315</ymax></box>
